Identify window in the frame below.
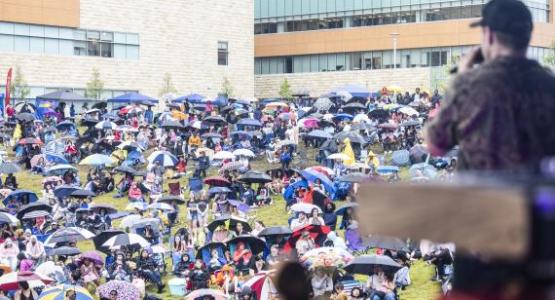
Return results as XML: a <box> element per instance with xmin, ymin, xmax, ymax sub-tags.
<box><xmin>218</xmin><ymin>41</ymin><xmax>229</xmax><ymax>65</ymax></box>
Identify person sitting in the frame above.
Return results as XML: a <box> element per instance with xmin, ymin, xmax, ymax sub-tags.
<box><xmin>32</xmin><ymin>157</ymin><xmax>46</xmax><ymax>175</ymax></box>
<box><xmin>367</xmin><ymin>267</ymin><xmax>396</xmax><ymax>300</ymax></box>
<box><xmin>233</xmin><ymin>242</ymin><xmax>255</xmax><ymax>277</ymax></box>
<box><xmin>308</xmin><ymin>208</ymin><xmax>325</xmax><ymax>226</ymax></box>
<box><xmin>128</xmin><ymin>182</ymin><xmax>143</xmax><ymax>202</ymax></box>
<box><xmin>290</xmin><ymin>212</ymin><xmax>309</xmax><ymax>230</ymax></box>
<box><xmin>311</xmin><ymin>267</ymin><xmax>333</xmax><ymax>297</ymax></box>
<box><xmin>295</xmin><ymin>231</ymin><xmax>315</xmax><ymax>257</ymax></box>
<box><xmin>190</xmin><ymin>260</ymin><xmax>209</xmax><ymax>290</ymax></box>
<box><xmin>394</xmin><ymin>260</ymin><xmax>411</xmax><ymax>290</ymax></box>
<box><xmin>174</xmin><ymin>253</ymin><xmax>193</xmax><ymax>278</ymax></box>
<box><xmin>14</xmin><ymin>281</ymin><xmax>38</xmax><ymax>300</ymax></box>
<box><xmin>4</xmin><ymin>174</ymin><xmax>17</xmax><ymax>190</ymax></box>
<box><xmin>136</xmin><ymin>249</ymin><xmax>165</xmax><ymax>293</ymax></box>
<box><xmin>25</xmin><ymin>235</ymin><xmax>45</xmax><ymax>264</ymax></box>
<box><xmin>212</xmin><ymin>264</ymin><xmax>237</xmax><ymax>295</ymax></box>
<box><xmin>208</xmin><ymin>249</ymin><xmax>225</xmax><ymax>272</ymax></box>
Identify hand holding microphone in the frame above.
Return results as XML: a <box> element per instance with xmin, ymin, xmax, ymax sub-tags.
<box><xmin>450</xmin><ymin>47</ymin><xmax>485</xmax><ymax>74</ymax></box>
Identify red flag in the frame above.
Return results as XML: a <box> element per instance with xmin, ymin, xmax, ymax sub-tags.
<box><xmin>5</xmin><ymin>68</ymin><xmax>12</xmax><ymax>108</ymax></box>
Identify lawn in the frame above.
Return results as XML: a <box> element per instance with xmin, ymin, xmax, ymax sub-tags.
<box><xmin>14</xmin><ymin>145</ymin><xmax>440</xmax><ymax>300</ymax></box>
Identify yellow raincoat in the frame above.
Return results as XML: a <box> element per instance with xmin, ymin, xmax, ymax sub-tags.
<box><xmin>341</xmin><ymin>138</ymin><xmax>355</xmax><ymax>166</ymax></box>
<box><xmin>13</xmin><ymin>124</ymin><xmax>21</xmax><ymax>141</ymax></box>
<box><xmin>366</xmin><ymin>151</ymin><xmax>380</xmax><ymax>169</ymax></box>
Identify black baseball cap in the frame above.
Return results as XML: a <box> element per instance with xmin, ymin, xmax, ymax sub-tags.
<box><xmin>470</xmin><ymin>0</ymin><xmax>533</xmax><ymax>36</ymax></box>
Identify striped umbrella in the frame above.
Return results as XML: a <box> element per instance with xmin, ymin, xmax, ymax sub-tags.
<box><xmin>0</xmin><ymin>271</ymin><xmax>53</xmax><ymax>291</ymax></box>
<box><xmin>79</xmin><ymin>154</ymin><xmax>116</xmax><ymax>166</ymax></box>
<box><xmin>44</xmin><ymin>227</ymin><xmax>95</xmax><ymax>246</ymax></box>
<box><xmin>102</xmin><ymin>233</ymin><xmax>150</xmax><ymax>249</ymax></box>
<box><xmin>243</xmin><ymin>271</ymin><xmax>277</xmax><ymax>300</ymax></box>
<box><xmin>38</xmin><ymin>284</ymin><xmax>93</xmax><ymax>300</ymax></box>
<box><xmin>95</xmin><ymin>120</ymin><xmax>117</xmax><ymax>130</ymax></box>
<box><xmin>147</xmin><ymin>150</ymin><xmax>178</xmax><ymax>167</ymax></box>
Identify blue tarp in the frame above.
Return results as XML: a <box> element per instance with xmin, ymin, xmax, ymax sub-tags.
<box><xmin>107</xmin><ymin>92</ymin><xmax>158</xmax><ymax>104</ymax></box>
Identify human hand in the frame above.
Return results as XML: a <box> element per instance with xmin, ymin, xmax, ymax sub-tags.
<box><xmin>457</xmin><ymin>47</ymin><xmax>484</xmax><ymax>74</ymax></box>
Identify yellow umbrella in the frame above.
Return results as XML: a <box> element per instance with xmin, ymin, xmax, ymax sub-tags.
<box><xmin>341</xmin><ymin>138</ymin><xmax>355</xmax><ymax>166</ymax></box>
<box><xmin>386</xmin><ymin>85</ymin><xmax>403</xmax><ymax>94</ymax></box>
<box><xmin>172</xmin><ymin>110</ymin><xmax>187</xmax><ymax>120</ymax></box>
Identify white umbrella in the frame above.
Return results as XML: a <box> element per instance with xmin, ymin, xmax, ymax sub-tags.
<box><xmin>233</xmin><ymin>149</ymin><xmax>255</xmax><ymax>157</ymax></box>
<box><xmin>327</xmin><ymin>153</ymin><xmax>351</xmax><ymax>161</ymax></box>
<box><xmin>125</xmin><ymin>202</ymin><xmax>148</xmax><ymax>211</ymax></box>
<box><xmin>95</xmin><ymin>120</ymin><xmax>117</xmax><ymax>130</ymax></box>
<box><xmin>44</xmin><ymin>227</ymin><xmax>95</xmax><ymax>246</ymax></box>
<box><xmin>147</xmin><ymin>150</ymin><xmax>178</xmax><ymax>167</ymax></box>
<box><xmin>0</xmin><ymin>212</ymin><xmax>18</xmax><ymax>225</ymax></box>
<box><xmin>148</xmin><ymin>202</ymin><xmax>174</xmax><ymax>211</ymax></box>
<box><xmin>190</xmin><ymin>120</ymin><xmax>202</xmax><ymax>129</ymax></box>
<box><xmin>399</xmin><ymin>106</ymin><xmax>419</xmax><ymax>116</ymax></box>
<box><xmin>290</xmin><ymin>203</ymin><xmax>322</xmax><ymax>214</ymax></box>
<box><xmin>353</xmin><ymin>114</ymin><xmax>370</xmax><ymax>123</ymax></box>
<box><xmin>336</xmin><ymin>91</ymin><xmax>353</xmax><ymax>101</ymax></box>
<box><xmin>120</xmin><ymin>214</ymin><xmax>142</xmax><ymax>229</ymax></box>
<box><xmin>102</xmin><ymin>233</ymin><xmax>150</xmax><ymax>249</ymax></box>
<box><xmin>151</xmin><ymin>245</ymin><xmax>168</xmax><ymax>254</ymax></box>
<box><xmin>213</xmin><ymin>151</ymin><xmax>235</xmax><ymax>160</ymax></box>
<box><xmin>35</xmin><ymin>261</ymin><xmax>64</xmax><ymax>279</ymax></box>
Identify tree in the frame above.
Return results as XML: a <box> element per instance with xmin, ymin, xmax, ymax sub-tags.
<box><xmin>85</xmin><ymin>68</ymin><xmax>104</xmax><ymax>99</ymax></box>
<box><xmin>220</xmin><ymin>77</ymin><xmax>234</xmax><ymax>98</ymax></box>
<box><xmin>9</xmin><ymin>65</ymin><xmax>30</xmax><ymax>100</ymax></box>
<box><xmin>545</xmin><ymin>41</ymin><xmax>555</xmax><ymax>68</ymax></box>
<box><xmin>159</xmin><ymin>72</ymin><xmax>177</xmax><ymax>97</ymax></box>
<box><xmin>279</xmin><ymin>78</ymin><xmax>293</xmax><ymax>100</ymax></box>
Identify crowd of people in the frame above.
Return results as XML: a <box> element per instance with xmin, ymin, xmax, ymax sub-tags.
<box><xmin>0</xmin><ymin>86</ymin><xmax>457</xmax><ymax>300</ymax></box>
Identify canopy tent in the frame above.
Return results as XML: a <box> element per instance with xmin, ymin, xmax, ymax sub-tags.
<box><xmin>107</xmin><ymin>92</ymin><xmax>158</xmax><ymax>104</ymax></box>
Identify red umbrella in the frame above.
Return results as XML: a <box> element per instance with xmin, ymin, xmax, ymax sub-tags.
<box><xmin>18</xmin><ymin>138</ymin><xmax>43</xmax><ymax>145</ymax></box>
<box><xmin>203</xmin><ymin>176</ymin><xmax>231</xmax><ymax>187</ymax></box>
<box><xmin>0</xmin><ymin>271</ymin><xmax>53</xmax><ymax>291</ymax></box>
<box><xmin>283</xmin><ymin>225</ymin><xmax>331</xmax><ymax>253</ymax></box>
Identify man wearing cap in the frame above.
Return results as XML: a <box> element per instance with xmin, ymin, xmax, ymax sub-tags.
<box><xmin>426</xmin><ymin>0</ymin><xmax>555</xmax><ymax>171</ymax></box>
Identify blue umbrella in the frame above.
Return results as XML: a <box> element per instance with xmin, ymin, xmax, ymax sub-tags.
<box><xmin>45</xmin><ymin>164</ymin><xmax>78</xmax><ymax>176</ymax></box>
<box><xmin>44</xmin><ymin>153</ymin><xmax>68</xmax><ymax>165</ymax></box>
<box><xmin>335</xmin><ymin>203</ymin><xmax>359</xmax><ymax>216</ymax></box>
<box><xmin>212</xmin><ymin>95</ymin><xmax>229</xmax><ymax>106</ymax></box>
<box><xmin>224</xmin><ymin>199</ymin><xmax>250</xmax><ymax>213</ymax></box>
<box><xmin>107</xmin><ymin>92</ymin><xmax>158</xmax><ymax>104</ymax></box>
<box><xmin>173</xmin><ymin>93</ymin><xmax>205</xmax><ymax>103</ymax></box>
<box><xmin>300</xmin><ymin>169</ymin><xmax>336</xmax><ymax>196</ymax></box>
<box><xmin>307</xmin><ymin>130</ymin><xmax>333</xmax><ymax>139</ymax></box>
<box><xmin>56</xmin><ymin>121</ymin><xmax>75</xmax><ymax>131</ymax></box>
<box><xmin>237</xmin><ymin>118</ymin><xmax>262</xmax><ymax>127</ymax></box>
<box><xmin>333</xmin><ymin>113</ymin><xmax>354</xmax><ymax>121</ymax></box>
<box><xmin>332</xmin><ymin>85</ymin><xmax>370</xmax><ymax>98</ymax></box>
<box><xmin>376</xmin><ymin>166</ymin><xmax>400</xmax><ymax>175</ymax></box>
<box><xmin>391</xmin><ymin>150</ymin><xmax>410</xmax><ymax>166</ymax></box>
<box><xmin>230</xmin><ymin>131</ymin><xmax>253</xmax><ymax>138</ymax></box>
<box><xmin>147</xmin><ymin>151</ymin><xmax>178</xmax><ymax>167</ymax></box>
<box><xmin>53</xmin><ymin>186</ymin><xmax>81</xmax><ymax>199</ymax></box>
<box><xmin>3</xmin><ymin>190</ymin><xmax>38</xmax><ymax>206</ymax></box>
<box><xmin>208</xmin><ymin>187</ymin><xmax>232</xmax><ymax>194</ymax></box>
<box><xmin>283</xmin><ymin>179</ymin><xmax>308</xmax><ymax>203</ymax></box>
<box><xmin>101</xmin><ymin>112</ymin><xmax>120</xmax><ymax>121</ymax></box>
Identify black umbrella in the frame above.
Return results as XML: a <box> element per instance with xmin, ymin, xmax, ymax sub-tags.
<box><xmin>114</xmin><ymin>166</ymin><xmax>138</xmax><ymax>175</ymax></box>
<box><xmin>89</xmin><ymin>204</ymin><xmax>118</xmax><ymax>214</ymax></box>
<box><xmin>409</xmin><ymin>144</ymin><xmax>429</xmax><ymax>164</ymax></box>
<box><xmin>203</xmin><ymin>116</ymin><xmax>227</xmax><ymax>124</ymax></box>
<box><xmin>258</xmin><ymin>226</ymin><xmax>293</xmax><ymax>237</ymax></box>
<box><xmin>161</xmin><ymin>120</ymin><xmax>184</xmax><ymax>129</ymax></box>
<box><xmin>70</xmin><ymin>189</ymin><xmax>96</xmax><ymax>198</ymax></box>
<box><xmin>342</xmin><ymin>103</ymin><xmax>366</xmax><ymax>112</ymax></box>
<box><xmin>92</xmin><ymin>102</ymin><xmax>107</xmax><ymax>109</ymax></box>
<box><xmin>22</xmin><ymin>210</ymin><xmax>50</xmax><ymax>219</ymax></box>
<box><xmin>0</xmin><ymin>162</ymin><xmax>21</xmax><ymax>174</ymax></box>
<box><xmin>46</xmin><ymin>246</ymin><xmax>81</xmax><ymax>256</ymax></box>
<box><xmin>81</xmin><ymin>117</ymin><xmax>99</xmax><ymax>127</ymax></box>
<box><xmin>368</xmin><ymin>109</ymin><xmax>390</xmax><ymax>120</ymax></box>
<box><xmin>227</xmin><ymin>235</ymin><xmax>267</xmax><ymax>255</ymax></box>
<box><xmin>351</xmin><ymin>123</ymin><xmax>376</xmax><ymax>131</ymax></box>
<box><xmin>158</xmin><ymin>195</ymin><xmax>185</xmax><ymax>205</ymax></box>
<box><xmin>344</xmin><ymin>255</ymin><xmax>402</xmax><ymax>275</ymax></box>
<box><xmin>196</xmin><ymin>242</ymin><xmax>227</xmax><ymax>259</ymax></box>
<box><xmin>307</xmin><ymin>130</ymin><xmax>333</xmax><ymax>140</ymax></box>
<box><xmin>334</xmin><ymin>131</ymin><xmax>366</xmax><ymax>145</ymax></box>
<box><xmin>318</xmin><ymin>119</ymin><xmax>335</xmax><ymax>128</ymax></box>
<box><xmin>335</xmin><ymin>203</ymin><xmax>359</xmax><ymax>215</ymax></box>
<box><xmin>15</xmin><ymin>113</ymin><xmax>36</xmax><ymax>122</ymax></box>
<box><xmin>94</xmin><ymin>230</ymin><xmax>125</xmax><ymax>254</ymax></box>
<box><xmin>44</xmin><ymin>227</ymin><xmax>94</xmax><ymax>245</ymax></box>
<box><xmin>238</xmin><ymin>171</ymin><xmax>272</xmax><ymax>184</ymax></box>
<box><xmin>17</xmin><ymin>203</ymin><xmax>52</xmax><ymax>219</ymax></box>
<box><xmin>364</xmin><ymin>235</ymin><xmax>407</xmax><ymax>251</ymax></box>
<box><xmin>207</xmin><ymin>216</ymin><xmax>251</xmax><ymax>232</ymax></box>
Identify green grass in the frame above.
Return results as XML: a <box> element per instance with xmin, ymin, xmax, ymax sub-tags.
<box><xmin>14</xmin><ymin>145</ymin><xmax>439</xmax><ymax>300</ymax></box>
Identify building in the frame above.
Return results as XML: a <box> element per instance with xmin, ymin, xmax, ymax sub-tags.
<box><xmin>253</xmin><ymin>0</ymin><xmax>555</xmax><ymax>97</ymax></box>
<box><xmin>0</xmin><ymin>0</ymin><xmax>254</xmax><ymax>103</ymax></box>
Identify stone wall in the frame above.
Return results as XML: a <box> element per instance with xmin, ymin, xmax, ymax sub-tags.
<box><xmin>0</xmin><ymin>0</ymin><xmax>254</xmax><ymax>99</ymax></box>
<box><xmin>254</xmin><ymin>68</ymin><xmax>432</xmax><ymax>98</ymax></box>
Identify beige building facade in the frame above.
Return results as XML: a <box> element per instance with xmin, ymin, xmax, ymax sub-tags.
<box><xmin>0</xmin><ymin>0</ymin><xmax>254</xmax><ymax>100</ymax></box>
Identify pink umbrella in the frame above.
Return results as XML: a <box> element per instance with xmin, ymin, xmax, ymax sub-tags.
<box><xmin>301</xmin><ymin>118</ymin><xmax>319</xmax><ymax>129</ymax></box>
<box><xmin>243</xmin><ymin>271</ymin><xmax>277</xmax><ymax>300</ymax></box>
<box><xmin>79</xmin><ymin>251</ymin><xmax>104</xmax><ymax>265</ymax></box>
<box><xmin>0</xmin><ymin>271</ymin><xmax>53</xmax><ymax>291</ymax></box>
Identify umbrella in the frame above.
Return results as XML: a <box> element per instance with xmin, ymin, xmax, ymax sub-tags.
<box><xmin>307</xmin><ymin>130</ymin><xmax>332</xmax><ymax>139</ymax></box>
<box><xmin>98</xmin><ymin>280</ymin><xmax>140</xmax><ymax>300</ymax></box>
<box><xmin>89</xmin><ymin>204</ymin><xmax>117</xmax><ymax>214</ymax></box>
<box><xmin>364</xmin><ymin>235</ymin><xmax>407</xmax><ymax>251</ymax></box>
<box><xmin>45</xmin><ymin>164</ymin><xmax>77</xmax><ymax>176</ymax></box>
<box><xmin>409</xmin><ymin>162</ymin><xmax>438</xmax><ymax>179</ymax></box>
<box><xmin>335</xmin><ymin>203</ymin><xmax>359</xmax><ymax>215</ymax></box>
<box><xmin>0</xmin><ymin>162</ymin><xmax>20</xmax><ymax>174</ymax></box>
<box><xmin>202</xmin><ymin>132</ymin><xmax>223</xmax><ymax>139</ymax></box>
<box><xmin>290</xmin><ymin>203</ymin><xmax>322</xmax><ymax>214</ymax></box>
<box><xmin>0</xmin><ymin>212</ymin><xmax>18</xmax><ymax>225</ymax></box>
<box><xmin>3</xmin><ymin>190</ymin><xmax>38</xmax><ymax>206</ymax></box>
<box><xmin>147</xmin><ymin>151</ymin><xmax>178</xmax><ymax>167</ymax></box>
<box><xmin>313</xmin><ymin>97</ymin><xmax>334</xmax><ymax>111</ymax></box>
<box><xmin>15</xmin><ymin>113</ymin><xmax>36</xmax><ymax>122</ymax></box>
<box><xmin>119</xmin><ymin>215</ymin><xmax>143</xmax><ymax>229</ymax></box>
<box><xmin>400</xmin><ymin>120</ymin><xmax>421</xmax><ymax>127</ymax></box>
<box><xmin>353</xmin><ymin>113</ymin><xmax>370</xmax><ymax>123</ymax></box>
<box><xmin>300</xmin><ymin>247</ymin><xmax>354</xmax><ymax>269</ymax></box>
<box><xmin>391</xmin><ymin>150</ymin><xmax>410</xmax><ymax>166</ymax></box>
<box><xmin>125</xmin><ymin>202</ymin><xmax>148</xmax><ymax>211</ymax></box>
<box><xmin>264</xmin><ymin>102</ymin><xmax>288</xmax><ymax>110</ymax></box>
<box><xmin>409</xmin><ymin>144</ymin><xmax>429</xmax><ymax>164</ymax></box>
<box><xmin>148</xmin><ymin>202</ymin><xmax>174</xmax><ymax>211</ymax></box>
<box><xmin>0</xmin><ymin>271</ymin><xmax>53</xmax><ymax>291</ymax></box>
<box><xmin>378</xmin><ymin>123</ymin><xmax>399</xmax><ymax>130</ymax></box>
<box><xmin>160</xmin><ymin>119</ymin><xmax>184</xmax><ymax>129</ymax></box>
<box><xmin>45</xmin><ymin>153</ymin><xmax>68</xmax><ymax>165</ymax></box>
<box><xmin>114</xmin><ymin>166</ymin><xmax>138</xmax><ymax>176</ymax></box>
<box><xmin>22</xmin><ymin>210</ymin><xmax>50</xmax><ymax>219</ymax></box>
<box><xmin>327</xmin><ymin>153</ymin><xmax>351</xmax><ymax>161</ymax></box>
<box><xmin>35</xmin><ymin>261</ymin><xmax>64</xmax><ymax>279</ymax></box>
<box><xmin>207</xmin><ymin>216</ymin><xmax>251</xmax><ymax>232</ymax></box>
<box><xmin>227</xmin><ymin>235</ymin><xmax>267</xmax><ymax>255</ymax></box>
<box><xmin>284</xmin><ymin>225</ymin><xmax>331</xmax><ymax>253</ymax></box>
<box><xmin>44</xmin><ymin>227</ymin><xmax>95</xmax><ymax>246</ymax></box>
<box><xmin>115</xmin><ymin>125</ymin><xmax>138</xmax><ymax>133</ymax></box>
<box><xmin>38</xmin><ymin>284</ymin><xmax>94</xmax><ymax>300</ymax></box>
<box><xmin>204</xmin><ymin>176</ymin><xmax>231</xmax><ymax>187</ymax></box>
<box><xmin>332</xmin><ymin>85</ymin><xmax>370</xmax><ymax>98</ymax></box>
<box><xmin>116</xmin><ymin>141</ymin><xmax>144</xmax><ymax>151</ymax></box>
<box><xmin>16</xmin><ymin>203</ymin><xmax>52</xmax><ymax>219</ymax></box>
<box><xmin>220</xmin><ymin>161</ymin><xmax>247</xmax><ymax>172</ymax></box>
<box><xmin>107</xmin><ymin>92</ymin><xmax>157</xmax><ymax>104</ymax></box>
<box><xmin>53</xmin><ymin>185</ymin><xmax>81</xmax><ymax>200</ymax></box>
<box><xmin>299</xmin><ymin>118</ymin><xmax>320</xmax><ymax>129</ymax></box>
<box><xmin>213</xmin><ymin>151</ymin><xmax>234</xmax><ymax>160</ymax></box>
<box><xmin>344</xmin><ymin>255</ymin><xmax>402</xmax><ymax>275</ymax></box>
<box><xmin>203</xmin><ymin>116</ymin><xmax>227</xmax><ymax>124</ymax></box>
<box><xmin>157</xmin><ymin>195</ymin><xmax>185</xmax><ymax>204</ymax></box>
<box><xmin>368</xmin><ymin>109</ymin><xmax>390</xmax><ymax>120</ymax></box>
<box><xmin>208</xmin><ymin>186</ymin><xmax>232</xmax><ymax>194</ymax></box>
<box><xmin>79</xmin><ymin>154</ymin><xmax>115</xmax><ymax>166</ymax></box>
<box><xmin>238</xmin><ymin>171</ymin><xmax>272</xmax><ymax>184</ymax></box>
<box><xmin>334</xmin><ymin>131</ymin><xmax>366</xmax><ymax>145</ymax></box>
<box><xmin>243</xmin><ymin>271</ymin><xmax>278</xmax><ymax>300</ymax></box>
<box><xmin>46</xmin><ymin>246</ymin><xmax>81</xmax><ymax>257</ymax></box>
<box><xmin>185</xmin><ymin>289</ymin><xmax>228</xmax><ymax>300</ymax></box>
<box><xmin>351</xmin><ymin>122</ymin><xmax>375</xmax><ymax>131</ymax></box>
<box><xmin>333</xmin><ymin>113</ymin><xmax>354</xmax><ymax>121</ymax></box>
<box><xmin>233</xmin><ymin>149</ymin><xmax>255</xmax><ymax>157</ymax></box>
<box><xmin>79</xmin><ymin>251</ymin><xmax>104</xmax><ymax>265</ymax></box>
<box><xmin>258</xmin><ymin>226</ymin><xmax>292</xmax><ymax>237</ymax></box>
<box><xmin>70</xmin><ymin>189</ymin><xmax>96</xmax><ymax>199</ymax></box>
<box><xmin>338</xmin><ymin>172</ymin><xmax>369</xmax><ymax>183</ymax></box>
<box><xmin>18</xmin><ymin>137</ymin><xmax>43</xmax><ymax>145</ymax></box>
<box><xmin>399</xmin><ymin>106</ymin><xmax>419</xmax><ymax>116</ymax></box>
<box><xmin>376</xmin><ymin>166</ymin><xmax>400</xmax><ymax>175</ymax></box>
<box><xmin>342</xmin><ymin>102</ymin><xmax>366</xmax><ymax>111</ymax></box>
<box><xmin>93</xmin><ymin>230</ymin><xmax>125</xmax><ymax>254</ymax></box>
<box><xmin>102</xmin><ymin>233</ymin><xmax>150</xmax><ymax>249</ymax></box>
<box><xmin>95</xmin><ymin>120</ymin><xmax>117</xmax><ymax>130</ymax></box>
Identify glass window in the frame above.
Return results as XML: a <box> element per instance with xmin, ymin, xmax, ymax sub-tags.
<box><xmin>73</xmin><ymin>41</ymin><xmax>87</xmax><ymax>56</ymax></box>
<box><xmin>45</xmin><ymin>38</ymin><xmax>60</xmax><ymax>54</ymax></box>
<box><xmin>327</xmin><ymin>54</ymin><xmax>337</xmax><ymax>71</ymax></box>
<box><xmin>126</xmin><ymin>33</ymin><xmax>139</xmax><ymax>45</ymax></box>
<box><xmin>59</xmin><ymin>40</ymin><xmax>73</xmax><ymax>55</ymax></box>
<box><xmin>372</xmin><ymin>52</ymin><xmax>383</xmax><ymax>69</ymax></box>
<box><xmin>126</xmin><ymin>46</ymin><xmax>139</xmax><ymax>59</ymax></box>
<box><xmin>45</xmin><ymin>26</ymin><xmax>59</xmax><ymax>38</ymax></box>
<box><xmin>87</xmin><ymin>31</ymin><xmax>100</xmax><ymax>40</ymax></box>
<box><xmin>383</xmin><ymin>51</ymin><xmax>393</xmax><ymax>68</ymax></box>
<box><xmin>310</xmin><ymin>55</ymin><xmax>319</xmax><ymax>72</ymax></box>
<box><xmin>336</xmin><ymin>53</ymin><xmax>346</xmax><ymax>71</ymax></box>
<box><xmin>73</xmin><ymin>30</ymin><xmax>86</xmax><ymax>41</ymax></box>
<box><xmin>431</xmin><ymin>51</ymin><xmax>441</xmax><ymax>66</ymax></box>
<box><xmin>29</xmin><ymin>25</ymin><xmax>44</xmax><ymax>37</ymax></box>
<box><xmin>0</xmin><ymin>23</ymin><xmax>14</xmax><ymax>34</ymax></box>
<box><xmin>88</xmin><ymin>40</ymin><xmax>100</xmax><ymax>56</ymax></box>
<box><xmin>351</xmin><ymin>53</ymin><xmax>362</xmax><ymax>70</ymax></box>
<box><xmin>302</xmin><ymin>56</ymin><xmax>310</xmax><ymax>72</ymax></box>
<box><xmin>301</xmin><ymin>0</ymin><xmax>310</xmax><ymax>14</ymax></box>
<box><xmin>0</xmin><ymin>35</ymin><xmax>14</xmax><ymax>52</ymax></box>
<box><xmin>114</xmin><ymin>32</ymin><xmax>127</xmax><ymax>43</ymax></box>
<box><xmin>101</xmin><ymin>42</ymin><xmax>113</xmax><ymax>57</ymax></box>
<box><xmin>261</xmin><ymin>0</ymin><xmax>269</xmax><ymax>18</ymax></box>
<box><xmin>30</xmin><ymin>37</ymin><xmax>44</xmax><ymax>53</ymax></box>
<box><xmin>114</xmin><ymin>44</ymin><xmax>127</xmax><ymax>59</ymax></box>
<box><xmin>218</xmin><ymin>41</ymin><xmax>229</xmax><ymax>65</ymax></box>
<box><xmin>101</xmin><ymin>32</ymin><xmax>113</xmax><ymax>42</ymax></box>
<box><xmin>14</xmin><ymin>36</ymin><xmax>30</xmax><ymax>52</ymax></box>
<box><xmin>284</xmin><ymin>0</ymin><xmax>293</xmax><ymax>15</ymax></box>
<box><xmin>59</xmin><ymin>28</ymin><xmax>73</xmax><ymax>39</ymax></box>
<box><xmin>14</xmin><ymin>24</ymin><xmax>29</xmax><ymax>36</ymax></box>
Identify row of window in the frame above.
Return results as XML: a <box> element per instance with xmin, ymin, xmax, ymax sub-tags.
<box><xmin>0</xmin><ymin>86</ymin><xmax>138</xmax><ymax>102</ymax></box>
<box><xmin>255</xmin><ymin>0</ymin><xmax>549</xmax><ymax>20</ymax></box>
<box><xmin>0</xmin><ymin>22</ymin><xmax>140</xmax><ymax>60</ymax></box>
<box><xmin>255</xmin><ymin>46</ymin><xmax>549</xmax><ymax>74</ymax></box>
